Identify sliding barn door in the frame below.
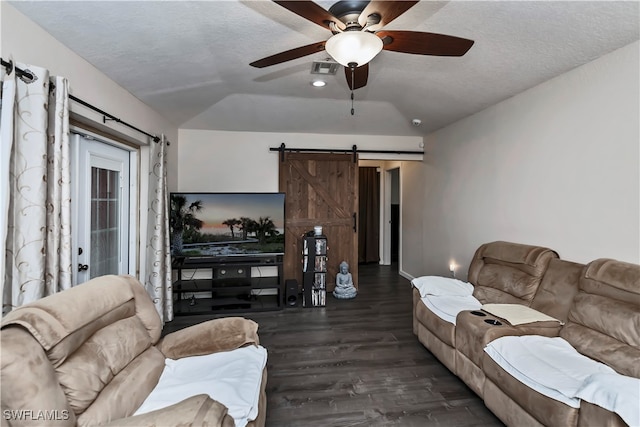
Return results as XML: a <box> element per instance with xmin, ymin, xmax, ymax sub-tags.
<box><xmin>279</xmin><ymin>153</ymin><xmax>358</xmax><ymax>292</ymax></box>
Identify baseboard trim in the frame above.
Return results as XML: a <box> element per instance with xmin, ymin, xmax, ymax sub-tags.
<box><xmin>399</xmin><ymin>269</ymin><xmax>414</xmax><ymax>282</ymax></box>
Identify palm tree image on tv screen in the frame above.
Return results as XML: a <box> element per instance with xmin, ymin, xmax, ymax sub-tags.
<box><xmin>169</xmin><ymin>193</ymin><xmax>285</xmax><ymax>258</ymax></box>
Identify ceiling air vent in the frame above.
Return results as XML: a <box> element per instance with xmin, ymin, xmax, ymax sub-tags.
<box><xmin>311</xmin><ymin>60</ymin><xmax>340</xmax><ymax>75</ymax></box>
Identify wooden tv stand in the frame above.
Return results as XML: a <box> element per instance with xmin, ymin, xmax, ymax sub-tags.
<box><xmin>171</xmin><ymin>255</ymin><xmax>284</xmax><ymax>316</ymax></box>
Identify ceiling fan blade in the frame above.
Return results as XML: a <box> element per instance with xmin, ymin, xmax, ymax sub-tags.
<box><xmin>378</xmin><ymin>30</ymin><xmax>474</xmax><ymax>56</ymax></box>
<box><xmin>358</xmin><ymin>1</ymin><xmax>419</xmax><ymax>30</ymax></box>
<box><xmin>344</xmin><ymin>63</ymin><xmax>369</xmax><ymax>90</ymax></box>
<box><xmin>274</xmin><ymin>0</ymin><xmax>345</xmax><ymax>31</ymax></box>
<box><xmin>250</xmin><ymin>41</ymin><xmax>327</xmax><ymax>68</ymax></box>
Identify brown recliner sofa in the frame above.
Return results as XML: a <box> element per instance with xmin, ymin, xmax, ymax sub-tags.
<box><xmin>412</xmin><ymin>241</ymin><xmax>560</xmax><ymax>376</ymax></box>
<box><xmin>413</xmin><ymin>241</ymin><xmax>639</xmax><ymax>426</ymax></box>
<box><xmin>1</xmin><ymin>275</ymin><xmax>267</xmax><ymax>427</ymax></box>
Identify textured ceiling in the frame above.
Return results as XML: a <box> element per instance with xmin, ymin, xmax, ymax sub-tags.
<box><xmin>9</xmin><ymin>0</ymin><xmax>640</xmax><ymax>136</ymax></box>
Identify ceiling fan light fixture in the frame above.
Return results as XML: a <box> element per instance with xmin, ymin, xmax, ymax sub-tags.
<box><xmin>325</xmin><ymin>31</ymin><xmax>383</xmax><ymax>68</ymax></box>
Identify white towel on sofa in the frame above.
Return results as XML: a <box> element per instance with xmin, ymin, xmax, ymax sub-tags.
<box><xmin>575</xmin><ymin>372</ymin><xmax>640</xmax><ymax>427</ymax></box>
<box><xmin>481</xmin><ymin>303</ymin><xmax>561</xmax><ymax>326</ymax></box>
<box><xmin>411</xmin><ymin>275</ymin><xmax>474</xmax><ymax>297</ymax></box>
<box><xmin>484</xmin><ymin>336</ymin><xmax>616</xmax><ymax>408</ymax></box>
<box><xmin>135</xmin><ymin>345</ymin><xmax>267</xmax><ymax>427</ymax></box>
<box><xmin>422</xmin><ymin>294</ymin><xmax>482</xmax><ymax>325</ymax></box>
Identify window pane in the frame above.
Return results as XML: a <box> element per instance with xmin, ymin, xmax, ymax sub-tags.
<box><xmin>90</xmin><ymin>167</ymin><xmax>120</xmax><ymax>278</ymax></box>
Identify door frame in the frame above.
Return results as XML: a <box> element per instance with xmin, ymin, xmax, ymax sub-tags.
<box><xmin>381</xmin><ymin>166</ymin><xmax>401</xmax><ymax>266</ymax></box>
<box><xmin>70</xmin><ymin>128</ymin><xmax>138</xmax><ymax>285</ymax></box>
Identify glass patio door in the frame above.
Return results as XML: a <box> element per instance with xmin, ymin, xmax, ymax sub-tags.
<box><xmin>72</xmin><ymin>133</ymin><xmax>131</xmax><ymax>284</ymax></box>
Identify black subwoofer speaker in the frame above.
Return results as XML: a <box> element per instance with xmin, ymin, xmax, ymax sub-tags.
<box><xmin>285</xmin><ymin>279</ymin><xmax>299</xmax><ymax>307</ymax></box>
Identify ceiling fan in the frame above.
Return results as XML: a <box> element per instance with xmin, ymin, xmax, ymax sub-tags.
<box><xmin>250</xmin><ymin>0</ymin><xmax>474</xmax><ymax>90</ymax></box>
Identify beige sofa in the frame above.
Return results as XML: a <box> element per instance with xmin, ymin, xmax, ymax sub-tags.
<box><xmin>413</xmin><ymin>241</ymin><xmax>639</xmax><ymax>426</ymax></box>
<box><xmin>1</xmin><ymin>275</ymin><xmax>267</xmax><ymax>427</ymax></box>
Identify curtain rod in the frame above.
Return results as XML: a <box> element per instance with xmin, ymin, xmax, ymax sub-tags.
<box><xmin>270</xmin><ymin>143</ymin><xmax>424</xmax><ymax>162</ymax></box>
<box><xmin>1</xmin><ymin>58</ymin><xmax>162</xmax><ymax>143</ymax></box>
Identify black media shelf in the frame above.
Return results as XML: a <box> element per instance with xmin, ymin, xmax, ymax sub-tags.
<box><xmin>171</xmin><ymin>255</ymin><xmax>284</xmax><ymax>316</ymax></box>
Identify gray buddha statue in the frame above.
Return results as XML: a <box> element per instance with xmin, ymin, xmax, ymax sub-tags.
<box><xmin>333</xmin><ymin>261</ymin><xmax>357</xmax><ymax>299</ymax></box>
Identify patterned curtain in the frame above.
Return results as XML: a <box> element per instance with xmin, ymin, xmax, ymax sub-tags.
<box><xmin>2</xmin><ymin>63</ymin><xmax>72</xmax><ymax>315</ymax></box>
<box><xmin>145</xmin><ymin>135</ymin><xmax>173</xmax><ymax>323</ymax></box>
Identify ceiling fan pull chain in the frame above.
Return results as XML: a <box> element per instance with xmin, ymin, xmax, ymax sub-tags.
<box><xmin>350</xmin><ymin>66</ymin><xmax>355</xmax><ymax>115</ymax></box>
<box><xmin>351</xmin><ymin>92</ymin><xmax>355</xmax><ymax>116</ymax></box>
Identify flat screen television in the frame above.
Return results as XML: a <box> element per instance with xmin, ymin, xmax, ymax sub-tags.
<box><xmin>169</xmin><ymin>192</ymin><xmax>285</xmax><ymax>259</ymax></box>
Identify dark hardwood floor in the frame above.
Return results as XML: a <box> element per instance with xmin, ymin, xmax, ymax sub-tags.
<box><xmin>162</xmin><ymin>264</ymin><xmax>504</xmax><ymax>427</ymax></box>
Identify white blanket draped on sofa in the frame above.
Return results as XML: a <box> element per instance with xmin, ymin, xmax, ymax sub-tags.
<box><xmin>484</xmin><ymin>335</ymin><xmax>640</xmax><ymax>426</ymax></box>
<box><xmin>422</xmin><ymin>295</ymin><xmax>482</xmax><ymax>325</ymax></box>
<box><xmin>412</xmin><ymin>276</ymin><xmax>481</xmax><ymax>324</ymax></box>
<box><xmin>136</xmin><ymin>345</ymin><xmax>268</xmax><ymax>427</ymax></box>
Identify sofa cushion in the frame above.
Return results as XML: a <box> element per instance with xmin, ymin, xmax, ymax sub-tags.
<box><xmin>560</xmin><ymin>258</ymin><xmax>640</xmax><ymax>378</ymax></box>
<box><xmin>468</xmin><ymin>241</ymin><xmax>558</xmax><ymax>305</ymax></box>
<box><xmin>415</xmin><ymin>299</ymin><xmax>457</xmax><ymax>347</ymax></box>
<box><xmin>0</xmin><ymin>326</ymin><xmax>76</xmax><ymax>426</ymax></box>
<box><xmin>157</xmin><ymin>317</ymin><xmax>260</xmax><ymax>359</ymax></box>
<box><xmin>56</xmin><ymin>315</ymin><xmax>157</xmax><ymax>413</ymax></box>
<box><xmin>530</xmin><ymin>258</ymin><xmax>583</xmax><ymax>323</ymax></box>
<box><xmin>76</xmin><ymin>347</ymin><xmax>166</xmax><ymax>427</ymax></box>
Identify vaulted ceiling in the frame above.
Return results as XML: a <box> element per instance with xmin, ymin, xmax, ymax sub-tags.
<box><xmin>10</xmin><ymin>0</ymin><xmax>639</xmax><ymax>136</ymax></box>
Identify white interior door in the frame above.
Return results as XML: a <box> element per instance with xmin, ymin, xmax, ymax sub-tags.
<box><xmin>72</xmin><ymin>133</ymin><xmax>132</xmax><ymax>285</ymax></box>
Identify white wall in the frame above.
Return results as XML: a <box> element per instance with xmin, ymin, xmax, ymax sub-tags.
<box><xmin>397</xmin><ymin>161</ymin><xmax>424</xmax><ymax>276</ymax></box>
<box><xmin>403</xmin><ymin>41</ymin><xmax>640</xmax><ymax>279</ymax></box>
<box><xmin>177</xmin><ymin>129</ymin><xmax>422</xmax><ymax>192</ymax></box>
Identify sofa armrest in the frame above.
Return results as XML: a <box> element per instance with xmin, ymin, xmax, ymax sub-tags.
<box><xmin>456</xmin><ymin>310</ymin><xmax>563</xmax><ymax>367</ymax></box>
<box><xmin>101</xmin><ymin>395</ymin><xmax>234</xmax><ymax>427</ymax></box>
<box><xmin>157</xmin><ymin>317</ymin><xmax>259</xmax><ymax>359</ymax></box>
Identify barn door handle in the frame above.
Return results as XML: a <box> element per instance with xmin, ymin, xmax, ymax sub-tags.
<box><xmin>353</xmin><ymin>212</ymin><xmax>357</xmax><ymax>232</ymax></box>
